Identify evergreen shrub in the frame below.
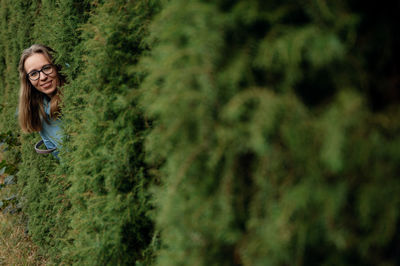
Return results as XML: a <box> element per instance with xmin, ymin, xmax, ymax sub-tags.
<box><xmin>0</xmin><ymin>0</ymin><xmax>399</xmax><ymax>265</ymax></box>
<box><xmin>59</xmin><ymin>0</ymin><xmax>160</xmax><ymax>264</ymax></box>
<box><xmin>141</xmin><ymin>0</ymin><xmax>400</xmax><ymax>265</ymax></box>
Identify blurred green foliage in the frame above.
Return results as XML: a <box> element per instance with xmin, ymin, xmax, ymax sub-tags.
<box><xmin>0</xmin><ymin>0</ymin><xmax>399</xmax><ymax>265</ymax></box>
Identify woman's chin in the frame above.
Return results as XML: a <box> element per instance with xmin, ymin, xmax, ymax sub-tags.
<box><xmin>39</xmin><ymin>86</ymin><xmax>56</xmax><ymax>97</ymax></box>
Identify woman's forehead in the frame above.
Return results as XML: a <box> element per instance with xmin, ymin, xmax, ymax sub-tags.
<box><xmin>24</xmin><ymin>53</ymin><xmax>50</xmax><ymax>73</ymax></box>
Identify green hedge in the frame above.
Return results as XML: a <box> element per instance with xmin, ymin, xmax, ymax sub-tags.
<box><xmin>60</xmin><ymin>1</ymin><xmax>159</xmax><ymax>264</ymax></box>
<box><xmin>0</xmin><ymin>0</ymin><xmax>399</xmax><ymax>265</ymax></box>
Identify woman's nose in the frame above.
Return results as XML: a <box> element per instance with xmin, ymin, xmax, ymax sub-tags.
<box><xmin>39</xmin><ymin>71</ymin><xmax>48</xmax><ymax>81</ymax></box>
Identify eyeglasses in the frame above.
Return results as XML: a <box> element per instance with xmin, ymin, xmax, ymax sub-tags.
<box><xmin>26</xmin><ymin>64</ymin><xmax>54</xmax><ymax>81</ymax></box>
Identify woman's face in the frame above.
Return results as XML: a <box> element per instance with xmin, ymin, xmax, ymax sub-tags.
<box><xmin>24</xmin><ymin>53</ymin><xmax>58</xmax><ymax>97</ymax></box>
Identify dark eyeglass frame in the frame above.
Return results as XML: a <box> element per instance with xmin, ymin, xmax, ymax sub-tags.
<box><xmin>26</xmin><ymin>64</ymin><xmax>55</xmax><ymax>81</ymax></box>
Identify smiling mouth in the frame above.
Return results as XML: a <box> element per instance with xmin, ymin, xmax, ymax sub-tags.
<box><xmin>41</xmin><ymin>81</ymin><xmax>52</xmax><ymax>88</ymax></box>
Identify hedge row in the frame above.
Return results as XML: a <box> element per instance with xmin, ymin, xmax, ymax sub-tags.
<box><xmin>1</xmin><ymin>0</ymin><xmax>399</xmax><ymax>265</ymax></box>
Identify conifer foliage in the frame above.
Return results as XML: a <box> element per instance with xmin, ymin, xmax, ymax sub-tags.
<box><xmin>0</xmin><ymin>0</ymin><xmax>399</xmax><ymax>265</ymax></box>
<box><xmin>142</xmin><ymin>1</ymin><xmax>400</xmax><ymax>265</ymax></box>
<box><xmin>60</xmin><ymin>1</ymin><xmax>159</xmax><ymax>264</ymax></box>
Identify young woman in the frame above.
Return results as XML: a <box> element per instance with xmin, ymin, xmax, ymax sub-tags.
<box><xmin>18</xmin><ymin>44</ymin><xmax>65</xmax><ymax>158</ymax></box>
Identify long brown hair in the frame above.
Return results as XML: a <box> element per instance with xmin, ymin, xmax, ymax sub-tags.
<box><xmin>18</xmin><ymin>44</ymin><xmax>65</xmax><ymax>133</ymax></box>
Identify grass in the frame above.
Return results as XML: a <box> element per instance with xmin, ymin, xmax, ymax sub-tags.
<box><xmin>0</xmin><ymin>212</ymin><xmax>48</xmax><ymax>266</ymax></box>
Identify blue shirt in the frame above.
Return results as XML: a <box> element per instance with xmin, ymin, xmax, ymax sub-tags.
<box><xmin>39</xmin><ymin>98</ymin><xmax>62</xmax><ymax>158</ymax></box>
